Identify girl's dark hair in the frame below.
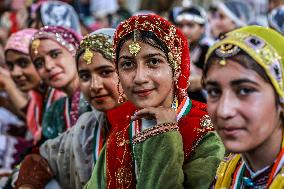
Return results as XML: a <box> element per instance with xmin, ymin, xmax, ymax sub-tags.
<box><xmin>115</xmin><ymin>30</ymin><xmax>170</xmax><ymax>66</ymax></box>
<box><xmin>202</xmin><ymin>49</ymin><xmax>281</xmax><ymax>107</ymax></box>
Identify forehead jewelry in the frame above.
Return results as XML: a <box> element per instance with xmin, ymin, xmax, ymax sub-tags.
<box><xmin>32</xmin><ymin>39</ymin><xmax>40</xmax><ymax>55</ymax></box>
<box><xmin>215</xmin><ymin>44</ymin><xmax>240</xmax><ymax>66</ymax></box>
<box><xmin>83</xmin><ymin>48</ymin><xmax>93</xmax><ymax>65</ymax></box>
<box><xmin>128</xmin><ymin>30</ymin><xmax>141</xmax><ymax>56</ymax></box>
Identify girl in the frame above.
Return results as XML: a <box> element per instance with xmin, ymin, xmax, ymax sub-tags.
<box><xmin>85</xmin><ymin>14</ymin><xmax>225</xmax><ymax>189</ymax></box>
<box><xmin>30</xmin><ymin>26</ymin><xmax>91</xmax><ymax>140</ymax></box>
<box><xmin>203</xmin><ymin>26</ymin><xmax>284</xmax><ymax>188</ymax></box>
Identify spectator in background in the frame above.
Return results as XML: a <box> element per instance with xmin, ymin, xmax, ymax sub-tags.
<box><xmin>208</xmin><ymin>0</ymin><xmax>251</xmax><ymax>40</ymax></box>
<box><xmin>30</xmin><ymin>0</ymin><xmax>82</xmax><ymax>35</ymax></box>
<box><xmin>176</xmin><ymin>5</ymin><xmax>213</xmax><ymax>102</ymax></box>
<box><xmin>269</xmin><ymin>0</ymin><xmax>284</xmax><ymax>12</ymax></box>
<box><xmin>269</xmin><ymin>5</ymin><xmax>284</xmax><ymax>35</ymax></box>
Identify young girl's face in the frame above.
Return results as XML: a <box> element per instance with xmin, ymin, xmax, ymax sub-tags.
<box><xmin>31</xmin><ymin>39</ymin><xmax>77</xmax><ymax>90</ymax></box>
<box><xmin>117</xmin><ymin>40</ymin><xmax>175</xmax><ymax>109</ymax></box>
<box><xmin>6</xmin><ymin>50</ymin><xmax>41</xmax><ymax>92</ymax></box>
<box><xmin>78</xmin><ymin>51</ymin><xmax>119</xmax><ymax>112</ymax></box>
<box><xmin>204</xmin><ymin>59</ymin><xmax>282</xmax><ymax>153</ymax></box>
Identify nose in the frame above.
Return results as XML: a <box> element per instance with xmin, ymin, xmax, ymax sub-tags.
<box><xmin>216</xmin><ymin>91</ymin><xmax>237</xmax><ymax>120</ymax></box>
<box><xmin>44</xmin><ymin>56</ymin><xmax>56</xmax><ymax>71</ymax></box>
<box><xmin>90</xmin><ymin>74</ymin><xmax>103</xmax><ymax>92</ymax></box>
<box><xmin>133</xmin><ymin>63</ymin><xmax>147</xmax><ymax>85</ymax></box>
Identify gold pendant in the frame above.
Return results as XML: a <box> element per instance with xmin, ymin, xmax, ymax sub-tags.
<box><xmin>83</xmin><ymin>48</ymin><xmax>93</xmax><ymax>64</ymax></box>
<box><xmin>128</xmin><ymin>41</ymin><xmax>141</xmax><ymax>56</ymax></box>
<box><xmin>32</xmin><ymin>39</ymin><xmax>40</xmax><ymax>55</ymax></box>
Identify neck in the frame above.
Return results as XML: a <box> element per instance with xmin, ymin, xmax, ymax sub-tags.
<box><xmin>63</xmin><ymin>75</ymin><xmax>80</xmax><ymax>97</ymax></box>
<box><xmin>243</xmin><ymin>126</ymin><xmax>283</xmax><ymax>172</ymax></box>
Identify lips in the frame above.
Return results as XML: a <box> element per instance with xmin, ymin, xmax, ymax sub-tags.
<box><xmin>133</xmin><ymin>89</ymin><xmax>153</xmax><ymax>97</ymax></box>
<box><xmin>91</xmin><ymin>94</ymin><xmax>109</xmax><ymax>102</ymax></box>
<box><xmin>49</xmin><ymin>72</ymin><xmax>63</xmax><ymax>81</ymax></box>
<box><xmin>219</xmin><ymin>126</ymin><xmax>243</xmax><ymax>136</ymax></box>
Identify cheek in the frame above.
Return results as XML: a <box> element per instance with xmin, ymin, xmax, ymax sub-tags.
<box><xmin>207</xmin><ymin>102</ymin><xmax>218</xmax><ymax>124</ymax></box>
<box><xmin>106</xmin><ymin>78</ymin><xmax>119</xmax><ymax>96</ymax></box>
<box><xmin>80</xmin><ymin>82</ymin><xmax>91</xmax><ymax>98</ymax></box>
<box><xmin>37</xmin><ymin>69</ymin><xmax>47</xmax><ymax>79</ymax></box>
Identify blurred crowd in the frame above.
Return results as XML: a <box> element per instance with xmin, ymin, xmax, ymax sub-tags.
<box><xmin>0</xmin><ymin>0</ymin><xmax>283</xmax><ymax>188</ymax></box>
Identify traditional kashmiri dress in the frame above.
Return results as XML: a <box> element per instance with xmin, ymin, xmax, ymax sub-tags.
<box><xmin>84</xmin><ymin>14</ymin><xmax>225</xmax><ymax>189</ymax></box>
<box><xmin>27</xmin><ymin>87</ymin><xmax>65</xmax><ymax>143</ymax></box>
<box><xmin>84</xmin><ymin>97</ymin><xmax>224</xmax><ymax>189</ymax></box>
<box><xmin>42</xmin><ymin>89</ymin><xmax>91</xmax><ymax>139</ymax></box>
<box><xmin>211</xmin><ymin>133</ymin><xmax>284</xmax><ymax>189</ymax></box>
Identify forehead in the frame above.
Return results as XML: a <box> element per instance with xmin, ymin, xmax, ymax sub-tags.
<box><xmin>36</xmin><ymin>39</ymin><xmax>67</xmax><ymax>53</ymax></box>
<box><xmin>78</xmin><ymin>51</ymin><xmax>114</xmax><ymax>70</ymax></box>
<box><xmin>206</xmin><ymin>60</ymin><xmax>265</xmax><ymax>83</ymax></box>
<box><xmin>119</xmin><ymin>40</ymin><xmax>166</xmax><ymax>57</ymax></box>
<box><xmin>6</xmin><ymin>50</ymin><xmax>29</xmax><ymax>61</ymax></box>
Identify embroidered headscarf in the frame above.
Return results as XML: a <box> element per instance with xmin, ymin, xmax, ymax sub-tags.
<box><xmin>76</xmin><ymin>28</ymin><xmax>115</xmax><ymax>65</ymax></box>
<box><xmin>39</xmin><ymin>0</ymin><xmax>81</xmax><ymax>35</ymax></box>
<box><xmin>114</xmin><ymin>14</ymin><xmax>190</xmax><ymax>102</ymax></box>
<box><xmin>205</xmin><ymin>25</ymin><xmax>284</xmax><ymax>104</ymax></box>
<box><xmin>5</xmin><ymin>28</ymin><xmax>37</xmax><ymax>55</ymax></box>
<box><xmin>31</xmin><ymin>26</ymin><xmax>81</xmax><ymax>56</ymax></box>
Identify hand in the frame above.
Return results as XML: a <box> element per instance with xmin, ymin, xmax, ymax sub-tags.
<box><xmin>131</xmin><ymin>106</ymin><xmax>177</xmax><ymax>125</ymax></box>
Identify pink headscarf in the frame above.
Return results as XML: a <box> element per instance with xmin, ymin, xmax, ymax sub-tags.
<box><xmin>5</xmin><ymin>28</ymin><xmax>37</xmax><ymax>55</ymax></box>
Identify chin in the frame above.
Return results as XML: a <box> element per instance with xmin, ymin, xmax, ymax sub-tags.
<box><xmin>224</xmin><ymin>142</ymin><xmax>246</xmax><ymax>154</ymax></box>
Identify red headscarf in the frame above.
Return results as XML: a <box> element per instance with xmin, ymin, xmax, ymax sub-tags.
<box><xmin>113</xmin><ymin>14</ymin><xmax>190</xmax><ymax>102</ymax></box>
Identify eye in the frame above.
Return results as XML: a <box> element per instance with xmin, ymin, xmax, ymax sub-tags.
<box><xmin>120</xmin><ymin>61</ymin><xmax>134</xmax><ymax>70</ymax></box>
<box><xmin>50</xmin><ymin>51</ymin><xmax>61</xmax><ymax>59</ymax></box>
<box><xmin>236</xmin><ymin>87</ymin><xmax>256</xmax><ymax>97</ymax></box>
<box><xmin>147</xmin><ymin>58</ymin><xmax>160</xmax><ymax>67</ymax></box>
<box><xmin>33</xmin><ymin>58</ymin><xmax>44</xmax><ymax>69</ymax></box>
<box><xmin>206</xmin><ymin>87</ymin><xmax>221</xmax><ymax>100</ymax></box>
<box><xmin>18</xmin><ymin>59</ymin><xmax>29</xmax><ymax>68</ymax></box>
<box><xmin>6</xmin><ymin>62</ymin><xmax>14</xmax><ymax>71</ymax></box>
<box><xmin>100</xmin><ymin>69</ymin><xmax>115</xmax><ymax>77</ymax></box>
<box><xmin>78</xmin><ymin>72</ymin><xmax>91</xmax><ymax>82</ymax></box>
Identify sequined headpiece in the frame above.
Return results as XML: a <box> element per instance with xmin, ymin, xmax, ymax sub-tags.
<box><xmin>114</xmin><ymin>14</ymin><xmax>191</xmax><ymax>100</ymax></box>
<box><xmin>31</xmin><ymin>26</ymin><xmax>81</xmax><ymax>56</ymax></box>
<box><xmin>206</xmin><ymin>25</ymin><xmax>284</xmax><ymax>104</ymax></box>
<box><xmin>76</xmin><ymin>28</ymin><xmax>115</xmax><ymax>65</ymax></box>
<box><xmin>5</xmin><ymin>28</ymin><xmax>37</xmax><ymax>55</ymax></box>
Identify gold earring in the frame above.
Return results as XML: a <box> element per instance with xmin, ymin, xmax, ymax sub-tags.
<box><xmin>117</xmin><ymin>79</ymin><xmax>125</xmax><ymax>103</ymax></box>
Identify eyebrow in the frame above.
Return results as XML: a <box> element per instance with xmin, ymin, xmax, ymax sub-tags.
<box><xmin>78</xmin><ymin>65</ymin><xmax>114</xmax><ymax>72</ymax></box>
<box><xmin>118</xmin><ymin>52</ymin><xmax>167</xmax><ymax>61</ymax></box>
<box><xmin>144</xmin><ymin>53</ymin><xmax>167</xmax><ymax>59</ymax></box>
<box><xmin>205</xmin><ymin>78</ymin><xmax>260</xmax><ymax>87</ymax></box>
<box><xmin>47</xmin><ymin>49</ymin><xmax>61</xmax><ymax>55</ymax></box>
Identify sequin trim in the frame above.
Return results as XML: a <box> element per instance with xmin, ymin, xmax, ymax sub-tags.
<box><xmin>132</xmin><ymin>122</ymin><xmax>178</xmax><ymax>144</ymax></box>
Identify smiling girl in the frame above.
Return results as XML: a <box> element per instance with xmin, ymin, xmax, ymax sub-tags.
<box><xmin>30</xmin><ymin>26</ymin><xmax>91</xmax><ymax>139</ymax></box>
<box><xmin>85</xmin><ymin>14</ymin><xmax>225</xmax><ymax>189</ymax></box>
<box><xmin>203</xmin><ymin>26</ymin><xmax>284</xmax><ymax>188</ymax></box>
